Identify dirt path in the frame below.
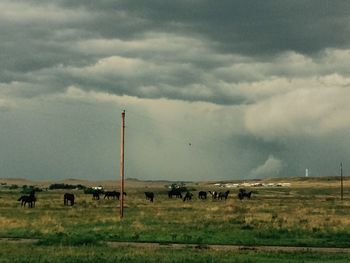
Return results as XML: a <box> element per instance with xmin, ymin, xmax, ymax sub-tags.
<box><xmin>1</xmin><ymin>238</ymin><xmax>350</xmax><ymax>253</ymax></box>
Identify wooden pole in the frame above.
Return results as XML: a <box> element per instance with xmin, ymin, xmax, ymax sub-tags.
<box><xmin>340</xmin><ymin>162</ymin><xmax>343</xmax><ymax>201</ymax></box>
<box><xmin>120</xmin><ymin>110</ymin><xmax>125</xmax><ymax>218</ymax></box>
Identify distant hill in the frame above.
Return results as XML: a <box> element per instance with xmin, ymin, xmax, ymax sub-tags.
<box><xmin>0</xmin><ymin>175</ymin><xmax>348</xmax><ymax>189</ymax></box>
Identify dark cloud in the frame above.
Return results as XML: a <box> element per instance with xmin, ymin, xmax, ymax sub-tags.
<box><xmin>28</xmin><ymin>1</ymin><xmax>348</xmax><ymax>56</ymax></box>
<box><xmin>1</xmin><ymin>1</ymin><xmax>350</xmax><ymax>181</ymax></box>
<box><xmin>2</xmin><ymin>1</ymin><xmax>350</xmax><ymax>102</ymax></box>
<box><xmin>59</xmin><ymin>0</ymin><xmax>350</xmax><ymax>55</ymax></box>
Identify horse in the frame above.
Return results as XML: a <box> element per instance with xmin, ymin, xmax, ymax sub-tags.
<box><xmin>104</xmin><ymin>191</ymin><xmax>126</xmax><ymax>200</ymax></box>
<box><xmin>18</xmin><ymin>195</ymin><xmax>36</xmax><ymax>208</ymax></box>
<box><xmin>144</xmin><ymin>192</ymin><xmax>154</xmax><ymax>202</ymax></box>
<box><xmin>183</xmin><ymin>191</ymin><xmax>193</xmax><ymax>202</ymax></box>
<box><xmin>218</xmin><ymin>190</ymin><xmax>230</xmax><ymax>200</ymax></box>
<box><xmin>92</xmin><ymin>190</ymin><xmax>100</xmax><ymax>200</ymax></box>
<box><xmin>104</xmin><ymin>191</ymin><xmax>117</xmax><ymax>199</ymax></box>
<box><xmin>64</xmin><ymin>193</ymin><xmax>75</xmax><ymax>206</ymax></box>
<box><xmin>208</xmin><ymin>191</ymin><xmax>218</xmax><ymax>199</ymax></box>
<box><xmin>239</xmin><ymin>188</ymin><xmax>246</xmax><ymax>193</ymax></box>
<box><xmin>238</xmin><ymin>189</ymin><xmax>252</xmax><ymax>200</ymax></box>
<box><xmin>198</xmin><ymin>191</ymin><xmax>207</xmax><ymax>199</ymax></box>
<box><xmin>168</xmin><ymin>189</ymin><xmax>182</xmax><ymax>199</ymax></box>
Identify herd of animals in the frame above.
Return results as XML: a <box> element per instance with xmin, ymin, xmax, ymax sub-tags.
<box><xmin>17</xmin><ymin>188</ymin><xmax>253</xmax><ymax>208</ymax></box>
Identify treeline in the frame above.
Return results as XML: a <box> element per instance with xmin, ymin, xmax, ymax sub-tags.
<box><xmin>49</xmin><ymin>184</ymin><xmax>86</xmax><ymax>190</ymax></box>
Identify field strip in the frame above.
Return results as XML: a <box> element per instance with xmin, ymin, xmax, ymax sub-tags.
<box><xmin>1</xmin><ymin>238</ymin><xmax>350</xmax><ymax>253</ymax></box>
<box><xmin>106</xmin><ymin>241</ymin><xmax>350</xmax><ymax>253</ymax></box>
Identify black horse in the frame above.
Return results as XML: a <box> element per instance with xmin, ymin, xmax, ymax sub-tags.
<box><xmin>168</xmin><ymin>189</ymin><xmax>182</xmax><ymax>198</ymax></box>
<box><xmin>18</xmin><ymin>193</ymin><xmax>36</xmax><ymax>208</ymax></box>
<box><xmin>198</xmin><ymin>191</ymin><xmax>207</xmax><ymax>199</ymax></box>
<box><xmin>104</xmin><ymin>191</ymin><xmax>126</xmax><ymax>200</ymax></box>
<box><xmin>92</xmin><ymin>190</ymin><xmax>100</xmax><ymax>200</ymax></box>
<box><xmin>238</xmin><ymin>189</ymin><xmax>252</xmax><ymax>200</ymax></box>
<box><xmin>218</xmin><ymin>190</ymin><xmax>230</xmax><ymax>200</ymax></box>
<box><xmin>145</xmin><ymin>192</ymin><xmax>154</xmax><ymax>202</ymax></box>
<box><xmin>104</xmin><ymin>191</ymin><xmax>118</xmax><ymax>199</ymax></box>
<box><xmin>183</xmin><ymin>191</ymin><xmax>193</xmax><ymax>202</ymax></box>
<box><xmin>64</xmin><ymin>193</ymin><xmax>75</xmax><ymax>206</ymax></box>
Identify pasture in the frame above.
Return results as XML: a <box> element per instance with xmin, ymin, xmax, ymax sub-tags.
<box><xmin>1</xmin><ymin>177</ymin><xmax>350</xmax><ymax>262</ymax></box>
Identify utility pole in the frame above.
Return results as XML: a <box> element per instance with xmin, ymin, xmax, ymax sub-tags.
<box><xmin>120</xmin><ymin>110</ymin><xmax>125</xmax><ymax>218</ymax></box>
<box><xmin>340</xmin><ymin>162</ymin><xmax>343</xmax><ymax>201</ymax></box>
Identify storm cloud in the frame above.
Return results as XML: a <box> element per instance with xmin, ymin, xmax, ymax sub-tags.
<box><xmin>1</xmin><ymin>1</ymin><xmax>349</xmax><ymax>181</ymax></box>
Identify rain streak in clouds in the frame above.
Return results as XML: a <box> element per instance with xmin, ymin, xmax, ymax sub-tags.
<box><xmin>1</xmin><ymin>1</ymin><xmax>350</xmax><ymax>181</ymax></box>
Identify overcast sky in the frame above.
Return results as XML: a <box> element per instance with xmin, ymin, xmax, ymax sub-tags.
<box><xmin>1</xmin><ymin>1</ymin><xmax>350</xmax><ymax>181</ymax></box>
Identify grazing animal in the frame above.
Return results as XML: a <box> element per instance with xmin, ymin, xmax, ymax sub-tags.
<box><xmin>92</xmin><ymin>190</ymin><xmax>100</xmax><ymax>200</ymax></box>
<box><xmin>208</xmin><ymin>191</ymin><xmax>218</xmax><ymax>199</ymax></box>
<box><xmin>183</xmin><ymin>192</ymin><xmax>193</xmax><ymax>202</ymax></box>
<box><xmin>144</xmin><ymin>192</ymin><xmax>154</xmax><ymax>202</ymax></box>
<box><xmin>198</xmin><ymin>191</ymin><xmax>207</xmax><ymax>199</ymax></box>
<box><xmin>104</xmin><ymin>191</ymin><xmax>126</xmax><ymax>200</ymax></box>
<box><xmin>64</xmin><ymin>193</ymin><xmax>75</xmax><ymax>206</ymax></box>
<box><xmin>18</xmin><ymin>195</ymin><xmax>36</xmax><ymax>208</ymax></box>
<box><xmin>238</xmin><ymin>189</ymin><xmax>252</xmax><ymax>200</ymax></box>
<box><xmin>218</xmin><ymin>190</ymin><xmax>230</xmax><ymax>200</ymax></box>
<box><xmin>239</xmin><ymin>188</ymin><xmax>246</xmax><ymax>193</ymax></box>
<box><xmin>104</xmin><ymin>191</ymin><xmax>117</xmax><ymax>199</ymax></box>
<box><xmin>168</xmin><ymin>189</ymin><xmax>182</xmax><ymax>199</ymax></box>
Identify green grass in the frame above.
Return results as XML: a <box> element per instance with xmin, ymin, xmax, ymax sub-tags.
<box><xmin>1</xmin><ymin>243</ymin><xmax>350</xmax><ymax>263</ymax></box>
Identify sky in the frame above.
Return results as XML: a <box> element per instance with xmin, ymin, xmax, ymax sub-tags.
<box><xmin>1</xmin><ymin>1</ymin><xmax>350</xmax><ymax>181</ymax></box>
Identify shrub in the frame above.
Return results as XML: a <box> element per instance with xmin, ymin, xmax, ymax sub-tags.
<box><xmin>49</xmin><ymin>183</ymin><xmax>86</xmax><ymax>190</ymax></box>
<box><xmin>21</xmin><ymin>185</ymin><xmax>43</xmax><ymax>194</ymax></box>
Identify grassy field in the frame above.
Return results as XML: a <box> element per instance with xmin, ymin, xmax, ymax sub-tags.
<box><xmin>1</xmin><ymin>177</ymin><xmax>350</xmax><ymax>262</ymax></box>
<box><xmin>2</xmin><ymin>243</ymin><xmax>350</xmax><ymax>263</ymax></box>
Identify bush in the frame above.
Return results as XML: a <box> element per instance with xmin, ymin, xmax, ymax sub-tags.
<box><xmin>21</xmin><ymin>185</ymin><xmax>43</xmax><ymax>194</ymax></box>
<box><xmin>49</xmin><ymin>184</ymin><xmax>86</xmax><ymax>190</ymax></box>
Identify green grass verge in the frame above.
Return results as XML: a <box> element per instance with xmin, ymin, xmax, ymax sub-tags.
<box><xmin>1</xmin><ymin>243</ymin><xmax>350</xmax><ymax>263</ymax></box>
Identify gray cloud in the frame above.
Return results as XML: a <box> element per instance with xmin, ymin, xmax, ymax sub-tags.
<box><xmin>0</xmin><ymin>1</ymin><xmax>349</xmax><ymax>181</ymax></box>
<box><xmin>65</xmin><ymin>0</ymin><xmax>350</xmax><ymax>55</ymax></box>
<box><xmin>2</xmin><ymin>1</ymin><xmax>350</xmax><ymax>104</ymax></box>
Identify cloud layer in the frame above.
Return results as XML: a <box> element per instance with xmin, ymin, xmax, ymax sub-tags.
<box><xmin>1</xmin><ymin>1</ymin><xmax>350</xmax><ymax>180</ymax></box>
